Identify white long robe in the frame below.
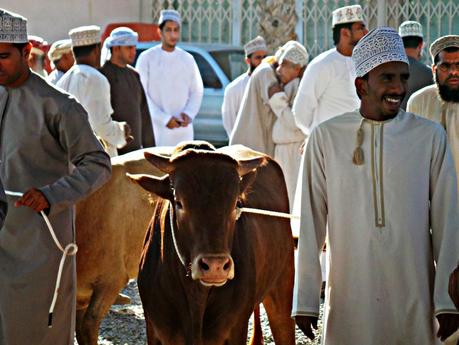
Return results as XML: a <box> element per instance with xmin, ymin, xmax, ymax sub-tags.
<box><xmin>268</xmin><ymin>79</ymin><xmax>305</xmax><ymax>209</ymax></box>
<box><xmin>407</xmin><ymin>84</ymin><xmax>459</xmax><ymax>192</ymax></box>
<box><xmin>136</xmin><ymin>45</ymin><xmax>204</xmax><ymax>146</ymax></box>
<box><xmin>221</xmin><ymin>72</ymin><xmax>249</xmax><ymax>137</ymax></box>
<box><xmin>57</xmin><ymin>64</ymin><xmax>127</xmax><ymax>157</ymax></box>
<box><xmin>0</xmin><ymin>73</ymin><xmax>111</xmax><ymax>345</ymax></box>
<box><xmin>292</xmin><ymin>110</ymin><xmax>459</xmax><ymax>345</ymax></box>
<box><xmin>292</xmin><ymin>48</ymin><xmax>359</xmax><ymax>136</ymax></box>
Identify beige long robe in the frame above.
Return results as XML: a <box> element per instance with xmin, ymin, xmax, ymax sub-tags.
<box><xmin>268</xmin><ymin>79</ymin><xmax>305</xmax><ymax>209</ymax></box>
<box><xmin>0</xmin><ymin>73</ymin><xmax>111</xmax><ymax>345</ymax></box>
<box><xmin>293</xmin><ymin>110</ymin><xmax>459</xmax><ymax>345</ymax></box>
<box><xmin>230</xmin><ymin>62</ymin><xmax>278</xmax><ymax>157</ymax></box>
<box><xmin>407</xmin><ymin>84</ymin><xmax>459</xmax><ymax>192</ymax></box>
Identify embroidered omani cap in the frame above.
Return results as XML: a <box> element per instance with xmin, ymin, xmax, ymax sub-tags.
<box><xmin>398</xmin><ymin>21</ymin><xmax>423</xmax><ymax>38</ymax></box>
<box><xmin>105</xmin><ymin>27</ymin><xmax>138</xmax><ymax>48</ymax></box>
<box><xmin>48</xmin><ymin>39</ymin><xmax>72</xmax><ymax>61</ymax></box>
<box><xmin>332</xmin><ymin>5</ymin><xmax>364</xmax><ymax>28</ymax></box>
<box><xmin>352</xmin><ymin>27</ymin><xmax>408</xmax><ymax>78</ymax></box>
<box><xmin>69</xmin><ymin>25</ymin><xmax>100</xmax><ymax>47</ymax></box>
<box><xmin>430</xmin><ymin>35</ymin><xmax>459</xmax><ymax>61</ymax></box>
<box><xmin>244</xmin><ymin>36</ymin><xmax>267</xmax><ymax>56</ymax></box>
<box><xmin>276</xmin><ymin>41</ymin><xmax>309</xmax><ymax>67</ymax></box>
<box><xmin>0</xmin><ymin>8</ymin><xmax>27</xmax><ymax>43</ymax></box>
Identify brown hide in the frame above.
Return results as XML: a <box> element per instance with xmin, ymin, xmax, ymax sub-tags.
<box><xmin>449</xmin><ymin>263</ymin><xmax>459</xmax><ymax>309</ymax></box>
<box><xmin>74</xmin><ymin>148</ymin><xmax>168</xmax><ymax>345</ymax></box>
<box><xmin>135</xmin><ymin>144</ymin><xmax>296</xmax><ymax>345</ymax></box>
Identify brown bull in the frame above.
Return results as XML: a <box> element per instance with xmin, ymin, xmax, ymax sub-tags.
<box><xmin>130</xmin><ymin>144</ymin><xmax>296</xmax><ymax>345</ymax></box>
<box><xmin>75</xmin><ymin>148</ymin><xmax>167</xmax><ymax>345</ymax></box>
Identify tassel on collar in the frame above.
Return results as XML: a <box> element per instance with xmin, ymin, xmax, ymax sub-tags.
<box><xmin>352</xmin><ymin>118</ymin><xmax>365</xmax><ymax>165</ymax></box>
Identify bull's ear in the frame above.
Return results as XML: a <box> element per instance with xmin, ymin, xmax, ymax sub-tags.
<box><xmin>237</xmin><ymin>157</ymin><xmax>266</xmax><ymax>176</ymax></box>
<box><xmin>127</xmin><ymin>173</ymin><xmax>173</xmax><ymax>201</ymax></box>
<box><xmin>144</xmin><ymin>151</ymin><xmax>174</xmax><ymax>174</ymax></box>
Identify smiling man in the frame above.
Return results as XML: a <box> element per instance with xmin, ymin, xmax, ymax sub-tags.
<box><xmin>136</xmin><ymin>9</ymin><xmax>203</xmax><ymax>146</ymax></box>
<box><xmin>408</xmin><ymin>35</ymin><xmax>459</xmax><ymax>192</ymax></box>
<box><xmin>293</xmin><ymin>27</ymin><xmax>459</xmax><ymax>344</ymax></box>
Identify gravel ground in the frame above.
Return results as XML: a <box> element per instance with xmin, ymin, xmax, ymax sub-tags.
<box><xmin>74</xmin><ymin>280</ymin><xmax>323</xmax><ymax>345</ymax></box>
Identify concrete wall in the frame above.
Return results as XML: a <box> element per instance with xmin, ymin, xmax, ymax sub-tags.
<box><xmin>1</xmin><ymin>0</ymin><xmax>154</xmax><ymax>43</ymax></box>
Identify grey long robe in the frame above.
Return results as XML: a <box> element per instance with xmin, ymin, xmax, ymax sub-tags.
<box><xmin>293</xmin><ymin>110</ymin><xmax>459</xmax><ymax>345</ymax></box>
<box><xmin>0</xmin><ymin>72</ymin><xmax>111</xmax><ymax>345</ymax></box>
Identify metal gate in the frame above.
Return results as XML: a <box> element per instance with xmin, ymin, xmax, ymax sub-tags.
<box><xmin>152</xmin><ymin>0</ymin><xmax>459</xmax><ymax>61</ymax></box>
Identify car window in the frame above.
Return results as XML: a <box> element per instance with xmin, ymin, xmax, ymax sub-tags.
<box><xmin>209</xmin><ymin>50</ymin><xmax>246</xmax><ymax>81</ymax></box>
<box><xmin>188</xmin><ymin>52</ymin><xmax>222</xmax><ymax>89</ymax></box>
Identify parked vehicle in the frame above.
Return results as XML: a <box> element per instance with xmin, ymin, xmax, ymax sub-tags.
<box><xmin>136</xmin><ymin>42</ymin><xmax>246</xmax><ymax>147</ymax></box>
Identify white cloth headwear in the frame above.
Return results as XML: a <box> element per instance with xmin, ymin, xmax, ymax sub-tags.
<box><xmin>430</xmin><ymin>35</ymin><xmax>459</xmax><ymax>61</ymax></box>
<box><xmin>0</xmin><ymin>8</ymin><xmax>27</xmax><ymax>43</ymax></box>
<box><xmin>28</xmin><ymin>35</ymin><xmax>47</xmax><ymax>56</ymax></box>
<box><xmin>69</xmin><ymin>25</ymin><xmax>100</xmax><ymax>47</ymax></box>
<box><xmin>48</xmin><ymin>39</ymin><xmax>72</xmax><ymax>62</ymax></box>
<box><xmin>158</xmin><ymin>9</ymin><xmax>181</xmax><ymax>26</ymax></box>
<box><xmin>332</xmin><ymin>5</ymin><xmax>364</xmax><ymax>28</ymax></box>
<box><xmin>244</xmin><ymin>36</ymin><xmax>267</xmax><ymax>56</ymax></box>
<box><xmin>352</xmin><ymin>27</ymin><xmax>408</xmax><ymax>77</ymax></box>
<box><xmin>105</xmin><ymin>27</ymin><xmax>138</xmax><ymax>48</ymax></box>
<box><xmin>399</xmin><ymin>21</ymin><xmax>423</xmax><ymax>38</ymax></box>
<box><xmin>276</xmin><ymin>41</ymin><xmax>309</xmax><ymax>67</ymax></box>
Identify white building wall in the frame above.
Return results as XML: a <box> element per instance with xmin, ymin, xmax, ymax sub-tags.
<box><xmin>1</xmin><ymin>0</ymin><xmax>154</xmax><ymax>43</ymax></box>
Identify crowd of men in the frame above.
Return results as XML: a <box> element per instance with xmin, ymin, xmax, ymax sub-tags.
<box><xmin>0</xmin><ymin>3</ymin><xmax>457</xmax><ymax>345</ymax></box>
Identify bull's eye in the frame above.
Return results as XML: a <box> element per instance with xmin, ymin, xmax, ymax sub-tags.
<box><xmin>175</xmin><ymin>200</ymin><xmax>183</xmax><ymax>210</ymax></box>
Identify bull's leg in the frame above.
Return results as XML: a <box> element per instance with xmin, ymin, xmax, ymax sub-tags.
<box><xmin>247</xmin><ymin>305</ymin><xmax>263</xmax><ymax>345</ymax></box>
<box><xmin>76</xmin><ymin>285</ymin><xmax>123</xmax><ymax>345</ymax></box>
<box><xmin>225</xmin><ymin>315</ymin><xmax>250</xmax><ymax>345</ymax></box>
<box><xmin>262</xmin><ymin>257</ymin><xmax>296</xmax><ymax>344</ymax></box>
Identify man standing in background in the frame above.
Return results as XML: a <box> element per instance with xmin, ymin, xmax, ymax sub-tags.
<box><xmin>47</xmin><ymin>39</ymin><xmax>74</xmax><ymax>85</ymax></box>
<box><xmin>221</xmin><ymin>36</ymin><xmax>267</xmax><ymax>137</ymax></box>
<box><xmin>100</xmin><ymin>27</ymin><xmax>155</xmax><ymax>154</ymax></box>
<box><xmin>136</xmin><ymin>9</ymin><xmax>203</xmax><ymax>146</ymax></box>
<box><xmin>292</xmin><ymin>4</ymin><xmax>368</xmax><ymax>136</ymax></box>
<box><xmin>398</xmin><ymin>20</ymin><xmax>433</xmax><ymax>109</ymax></box>
<box><xmin>58</xmin><ymin>25</ymin><xmax>131</xmax><ymax>156</ymax></box>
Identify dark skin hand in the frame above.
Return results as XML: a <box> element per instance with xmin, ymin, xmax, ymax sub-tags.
<box><xmin>295</xmin><ymin>315</ymin><xmax>318</xmax><ymax>340</ymax></box>
<box><xmin>15</xmin><ymin>188</ymin><xmax>49</xmax><ymax>212</ymax></box>
<box><xmin>437</xmin><ymin>314</ymin><xmax>459</xmax><ymax>342</ymax></box>
<box><xmin>123</xmin><ymin>123</ymin><xmax>134</xmax><ymax>143</ymax></box>
<box><xmin>268</xmin><ymin>82</ymin><xmax>283</xmax><ymax>98</ymax></box>
<box><xmin>179</xmin><ymin>113</ymin><xmax>191</xmax><ymax>127</ymax></box>
<box><xmin>166</xmin><ymin>117</ymin><xmax>182</xmax><ymax>129</ymax></box>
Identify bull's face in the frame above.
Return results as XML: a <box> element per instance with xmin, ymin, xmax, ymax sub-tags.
<box><xmin>129</xmin><ymin>148</ymin><xmax>264</xmax><ymax>287</ymax></box>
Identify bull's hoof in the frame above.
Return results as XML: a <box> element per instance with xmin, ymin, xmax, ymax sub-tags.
<box><xmin>113</xmin><ymin>293</ymin><xmax>131</xmax><ymax>305</ymax></box>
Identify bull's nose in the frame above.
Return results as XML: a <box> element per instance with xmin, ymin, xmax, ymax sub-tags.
<box><xmin>192</xmin><ymin>254</ymin><xmax>235</xmax><ymax>286</ymax></box>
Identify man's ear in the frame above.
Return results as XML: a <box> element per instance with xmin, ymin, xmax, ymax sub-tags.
<box><xmin>355</xmin><ymin>77</ymin><xmax>367</xmax><ymax>98</ymax></box>
<box><xmin>22</xmin><ymin>42</ymin><xmax>32</xmax><ymax>60</ymax></box>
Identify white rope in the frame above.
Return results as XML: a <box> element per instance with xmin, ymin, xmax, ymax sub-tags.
<box><xmin>5</xmin><ymin>191</ymin><xmax>78</xmax><ymax>328</ymax></box>
<box><xmin>236</xmin><ymin>207</ymin><xmax>299</xmax><ymax>220</ymax></box>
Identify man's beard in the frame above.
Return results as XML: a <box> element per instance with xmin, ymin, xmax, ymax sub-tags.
<box><xmin>436</xmin><ymin>72</ymin><xmax>459</xmax><ymax>103</ymax></box>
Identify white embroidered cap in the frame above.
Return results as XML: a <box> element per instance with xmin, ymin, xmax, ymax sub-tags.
<box><xmin>399</xmin><ymin>21</ymin><xmax>423</xmax><ymax>38</ymax></box>
<box><xmin>0</xmin><ymin>8</ymin><xmax>27</xmax><ymax>43</ymax></box>
<box><xmin>352</xmin><ymin>27</ymin><xmax>409</xmax><ymax>77</ymax></box>
<box><xmin>48</xmin><ymin>39</ymin><xmax>72</xmax><ymax>62</ymax></box>
<box><xmin>276</xmin><ymin>41</ymin><xmax>309</xmax><ymax>67</ymax></box>
<box><xmin>332</xmin><ymin>5</ymin><xmax>364</xmax><ymax>28</ymax></box>
<box><xmin>69</xmin><ymin>25</ymin><xmax>100</xmax><ymax>47</ymax></box>
<box><xmin>105</xmin><ymin>27</ymin><xmax>138</xmax><ymax>48</ymax></box>
<box><xmin>244</xmin><ymin>36</ymin><xmax>267</xmax><ymax>56</ymax></box>
<box><xmin>158</xmin><ymin>9</ymin><xmax>181</xmax><ymax>26</ymax></box>
<box><xmin>430</xmin><ymin>35</ymin><xmax>459</xmax><ymax>61</ymax></box>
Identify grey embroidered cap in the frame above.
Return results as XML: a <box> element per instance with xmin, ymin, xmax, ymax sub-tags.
<box><xmin>399</xmin><ymin>21</ymin><xmax>423</xmax><ymax>38</ymax></box>
<box><xmin>158</xmin><ymin>9</ymin><xmax>181</xmax><ymax>26</ymax></box>
<box><xmin>69</xmin><ymin>25</ymin><xmax>100</xmax><ymax>47</ymax></box>
<box><xmin>430</xmin><ymin>35</ymin><xmax>459</xmax><ymax>61</ymax></box>
<box><xmin>244</xmin><ymin>36</ymin><xmax>267</xmax><ymax>56</ymax></box>
<box><xmin>0</xmin><ymin>8</ymin><xmax>27</xmax><ymax>43</ymax></box>
<box><xmin>352</xmin><ymin>27</ymin><xmax>409</xmax><ymax>77</ymax></box>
